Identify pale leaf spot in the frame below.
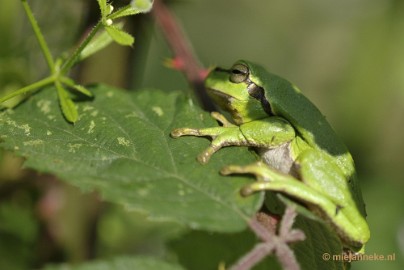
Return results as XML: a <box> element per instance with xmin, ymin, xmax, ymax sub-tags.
<box><xmin>88</xmin><ymin>120</ymin><xmax>96</xmax><ymax>134</ymax></box>
<box><xmin>36</xmin><ymin>99</ymin><xmax>51</xmax><ymax>114</ymax></box>
<box><xmin>117</xmin><ymin>137</ymin><xmax>131</xmax><ymax>146</ymax></box>
<box><xmin>68</xmin><ymin>143</ymin><xmax>82</xmax><ymax>153</ymax></box>
<box><xmin>152</xmin><ymin>106</ymin><xmax>164</xmax><ymax>116</ymax></box>
<box><xmin>23</xmin><ymin>139</ymin><xmax>44</xmax><ymax>146</ymax></box>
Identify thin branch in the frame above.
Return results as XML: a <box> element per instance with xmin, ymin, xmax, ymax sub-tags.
<box><xmin>275</xmin><ymin>243</ymin><xmax>301</xmax><ymax>270</ymax></box>
<box><xmin>60</xmin><ymin>22</ymin><xmax>102</xmax><ymax>74</ymax></box>
<box><xmin>229</xmin><ymin>243</ymin><xmax>276</xmax><ymax>270</ymax></box>
<box><xmin>21</xmin><ymin>0</ymin><xmax>56</xmax><ymax>72</ymax></box>
<box><xmin>0</xmin><ymin>76</ymin><xmax>54</xmax><ymax>103</ymax></box>
<box><xmin>151</xmin><ymin>0</ymin><xmax>215</xmax><ymax>111</ymax></box>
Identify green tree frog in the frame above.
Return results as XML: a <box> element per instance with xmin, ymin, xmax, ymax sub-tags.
<box><xmin>171</xmin><ymin>60</ymin><xmax>370</xmax><ymax>253</ymax></box>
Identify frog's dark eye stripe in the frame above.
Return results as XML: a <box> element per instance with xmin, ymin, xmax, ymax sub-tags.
<box><xmin>214</xmin><ymin>67</ymin><xmax>229</xmax><ymax>73</ymax></box>
<box><xmin>248</xmin><ymin>83</ymin><xmax>273</xmax><ymax>116</ymax></box>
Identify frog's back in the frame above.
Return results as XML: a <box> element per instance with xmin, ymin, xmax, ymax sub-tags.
<box><xmin>246</xmin><ymin>62</ymin><xmax>345</xmax><ymax>156</ymax></box>
<box><xmin>242</xmin><ymin>61</ymin><xmax>354</xmax><ymax>175</ymax></box>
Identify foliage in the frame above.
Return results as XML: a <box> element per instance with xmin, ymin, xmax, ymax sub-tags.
<box><xmin>43</xmin><ymin>256</ymin><xmax>185</xmax><ymax>270</ymax></box>
<box><xmin>2</xmin><ymin>0</ymin><xmax>403</xmax><ymax>270</ymax></box>
<box><xmin>0</xmin><ymin>83</ymin><xmax>346</xmax><ymax>269</ymax></box>
<box><xmin>0</xmin><ymin>0</ymin><xmax>152</xmax><ymax>123</ymax></box>
<box><xmin>0</xmin><ymin>0</ymin><xmax>349</xmax><ymax>269</ymax></box>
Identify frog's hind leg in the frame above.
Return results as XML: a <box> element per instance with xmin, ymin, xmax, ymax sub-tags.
<box><xmin>221</xmin><ymin>161</ymin><xmax>337</xmax><ymax>219</ymax></box>
<box><xmin>221</xmin><ymin>159</ymin><xmax>369</xmax><ymax>250</ymax></box>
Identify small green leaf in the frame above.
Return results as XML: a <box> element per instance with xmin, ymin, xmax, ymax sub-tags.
<box><xmin>61</xmin><ymin>77</ymin><xmax>93</xmax><ymax>97</ymax></box>
<box><xmin>131</xmin><ymin>0</ymin><xmax>154</xmax><ymax>13</ymax></box>
<box><xmin>70</xmin><ymin>84</ymin><xmax>92</xmax><ymax>97</ymax></box>
<box><xmin>55</xmin><ymin>81</ymin><xmax>78</xmax><ymax>123</ymax></box>
<box><xmin>78</xmin><ymin>27</ymin><xmax>116</xmax><ymax>61</ymax></box>
<box><xmin>0</xmin><ymin>85</ymin><xmax>262</xmax><ymax>232</ymax></box>
<box><xmin>97</xmin><ymin>0</ymin><xmax>109</xmax><ymax>18</ymax></box>
<box><xmin>43</xmin><ymin>256</ymin><xmax>185</xmax><ymax>270</ymax></box>
<box><xmin>105</xmin><ymin>25</ymin><xmax>134</xmax><ymax>46</ymax></box>
<box><xmin>108</xmin><ymin>6</ymin><xmax>140</xmax><ymax>20</ymax></box>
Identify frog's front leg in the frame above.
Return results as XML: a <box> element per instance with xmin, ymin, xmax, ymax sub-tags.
<box><xmin>171</xmin><ymin>113</ymin><xmax>295</xmax><ymax>164</ymax></box>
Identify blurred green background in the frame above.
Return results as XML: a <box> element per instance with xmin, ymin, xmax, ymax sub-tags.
<box><xmin>1</xmin><ymin>0</ymin><xmax>403</xmax><ymax>269</ymax></box>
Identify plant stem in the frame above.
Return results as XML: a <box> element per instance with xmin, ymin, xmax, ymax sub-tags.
<box><xmin>21</xmin><ymin>0</ymin><xmax>55</xmax><ymax>72</ymax></box>
<box><xmin>0</xmin><ymin>76</ymin><xmax>55</xmax><ymax>103</ymax></box>
<box><xmin>228</xmin><ymin>208</ymin><xmax>304</xmax><ymax>270</ymax></box>
<box><xmin>60</xmin><ymin>22</ymin><xmax>102</xmax><ymax>74</ymax></box>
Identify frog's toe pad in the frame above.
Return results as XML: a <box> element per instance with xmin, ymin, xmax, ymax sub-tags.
<box><xmin>240</xmin><ymin>185</ymin><xmax>255</xmax><ymax>197</ymax></box>
<box><xmin>171</xmin><ymin>128</ymin><xmax>199</xmax><ymax>138</ymax></box>
<box><xmin>197</xmin><ymin>152</ymin><xmax>210</xmax><ymax>164</ymax></box>
<box><xmin>170</xmin><ymin>129</ymin><xmax>184</xmax><ymax>138</ymax></box>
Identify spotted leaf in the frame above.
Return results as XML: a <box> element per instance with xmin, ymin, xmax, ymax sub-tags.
<box><xmin>0</xmin><ymin>84</ymin><xmax>262</xmax><ymax>232</ymax></box>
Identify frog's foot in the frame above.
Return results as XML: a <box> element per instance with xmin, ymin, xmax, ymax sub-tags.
<box><xmin>221</xmin><ymin>161</ymin><xmax>294</xmax><ymax>196</ymax></box>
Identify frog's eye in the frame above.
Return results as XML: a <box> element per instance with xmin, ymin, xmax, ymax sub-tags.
<box><xmin>230</xmin><ymin>64</ymin><xmax>249</xmax><ymax>83</ymax></box>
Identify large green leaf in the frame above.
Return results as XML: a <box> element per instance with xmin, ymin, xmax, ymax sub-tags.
<box><xmin>293</xmin><ymin>215</ymin><xmax>345</xmax><ymax>270</ymax></box>
<box><xmin>0</xmin><ymin>85</ymin><xmax>262</xmax><ymax>232</ymax></box>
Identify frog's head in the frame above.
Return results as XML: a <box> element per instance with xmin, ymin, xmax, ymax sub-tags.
<box><xmin>205</xmin><ymin>61</ymin><xmax>271</xmax><ymax>125</ymax></box>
